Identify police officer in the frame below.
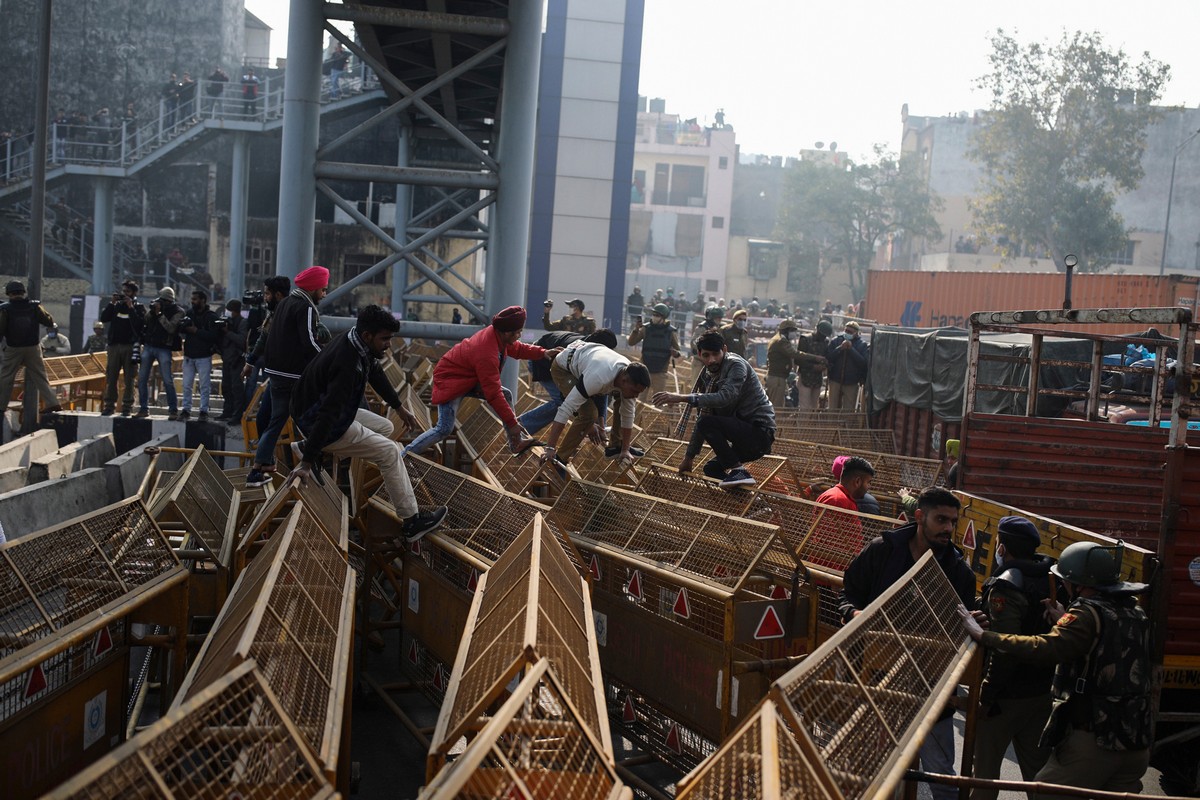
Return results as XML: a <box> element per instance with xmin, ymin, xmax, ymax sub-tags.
<box><xmin>690</xmin><ymin>305</ymin><xmax>724</xmax><ymax>384</ymax></box>
<box><xmin>971</xmin><ymin>516</ymin><xmax>1055</xmax><ymax>800</ymax></box>
<box><xmin>765</xmin><ymin>319</ymin><xmax>801</xmax><ymax>408</ymax></box>
<box><xmin>627</xmin><ymin>302</ymin><xmax>681</xmax><ymax>395</ymax></box>
<box><xmin>542</xmin><ymin>297</ymin><xmax>596</xmax><ymax>335</ymax></box>
<box><xmin>961</xmin><ymin>540</ymin><xmax>1152</xmax><ymax>798</ymax></box>
<box><xmin>719</xmin><ymin>308</ymin><xmax>749</xmax><ymax>358</ymax></box>
<box><xmin>0</xmin><ymin>281</ymin><xmax>60</xmax><ymax>424</ymax></box>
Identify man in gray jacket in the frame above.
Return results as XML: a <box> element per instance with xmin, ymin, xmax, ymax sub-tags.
<box><xmin>653</xmin><ymin>330</ymin><xmax>775</xmax><ymax>488</ymax></box>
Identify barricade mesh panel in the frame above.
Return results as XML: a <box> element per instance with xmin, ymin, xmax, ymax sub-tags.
<box><xmin>606</xmin><ymin>678</ymin><xmax>716</xmax><ymax>773</ymax></box>
<box><xmin>770</xmin><ymin>427</ymin><xmax>897</xmax><ymax>454</ymax></box>
<box><xmin>773</xmin><ymin>554</ymin><xmax>970</xmax><ymax>800</ymax></box>
<box><xmin>435</xmin><ymin>516</ymin><xmax>602</xmax><ymax>762</ymax></box>
<box><xmin>0</xmin><ymin>620</ymin><xmax>127</xmax><ymax>722</ymax></box>
<box><xmin>770</xmin><ymin>438</ymin><xmax>942</xmax><ymax>493</ymax></box>
<box><xmin>772</xmin><ymin>409</ymin><xmax>868</xmax><ymax>430</ymax></box>
<box><xmin>149</xmin><ymin>446</ymin><xmax>235</xmax><ymax>560</ymax></box>
<box><xmin>423</xmin><ymin>663</ymin><xmax>619</xmax><ymax>800</ymax></box>
<box><xmin>51</xmin><ymin>663</ymin><xmax>334</xmax><ymax>800</ymax></box>
<box><xmin>177</xmin><ymin>504</ymin><xmax>352</xmax><ymax>773</ymax></box>
<box><xmin>0</xmin><ymin>498</ymin><xmax>176</xmax><ymax>654</ymax></box>
<box><xmin>676</xmin><ymin>698</ymin><xmax>835</xmax><ymax>800</ymax></box>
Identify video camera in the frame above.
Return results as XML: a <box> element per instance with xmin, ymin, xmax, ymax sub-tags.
<box><xmin>242</xmin><ymin>290</ymin><xmax>265</xmax><ymax>309</ymax></box>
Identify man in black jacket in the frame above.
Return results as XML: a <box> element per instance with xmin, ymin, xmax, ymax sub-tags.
<box><xmin>838</xmin><ymin>486</ymin><xmax>979</xmax><ymax>800</ymax></box>
<box><xmin>290</xmin><ymin>305</ymin><xmax>446</xmax><ymax>542</ymax></box>
<box><xmin>178</xmin><ymin>290</ymin><xmax>220</xmax><ymax>421</ymax></box>
<box><xmin>0</xmin><ymin>281</ymin><xmax>60</xmax><ymax>429</ymax></box>
<box><xmin>247</xmin><ymin>266</ymin><xmax>328</xmax><ymax>487</ymax></box>
<box><xmin>99</xmin><ymin>280</ymin><xmax>146</xmax><ymax>415</ymax></box>
<box><xmin>216</xmin><ymin>300</ymin><xmax>249</xmax><ymax>423</ymax></box>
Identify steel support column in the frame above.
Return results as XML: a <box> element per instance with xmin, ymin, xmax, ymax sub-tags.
<box><xmin>228</xmin><ymin>132</ymin><xmax>250</xmax><ymax>300</ymax></box>
<box><xmin>488</xmin><ymin>0</ymin><xmax>544</xmax><ymax>391</ymax></box>
<box><xmin>91</xmin><ymin>177</ymin><xmax>114</xmax><ymax>295</ymax></box>
<box><xmin>27</xmin><ymin>0</ymin><xmax>52</xmax><ymax>301</ymax></box>
<box><xmin>275</xmin><ymin>0</ymin><xmax>324</xmax><ymax>278</ymax></box>
<box><xmin>391</xmin><ymin>123</ymin><xmax>413</xmax><ymax>312</ymax></box>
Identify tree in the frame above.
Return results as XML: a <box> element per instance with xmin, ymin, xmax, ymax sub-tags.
<box><xmin>776</xmin><ymin>147</ymin><xmax>942</xmax><ymax>302</ymax></box>
<box><xmin>968</xmin><ymin>29</ymin><xmax>1170</xmax><ymax>272</ymax></box>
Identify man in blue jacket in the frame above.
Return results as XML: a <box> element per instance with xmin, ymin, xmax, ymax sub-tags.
<box><xmin>289</xmin><ymin>305</ymin><xmax>446</xmax><ymax>543</ymax></box>
<box><xmin>825</xmin><ymin>319</ymin><xmax>869</xmax><ymax>410</ymax></box>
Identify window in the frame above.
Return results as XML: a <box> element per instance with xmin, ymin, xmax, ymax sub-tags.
<box><xmin>786</xmin><ymin>265</ymin><xmax>807</xmax><ymax>293</ymax></box>
<box><xmin>652</xmin><ymin>163</ymin><xmax>670</xmax><ymax>205</ymax></box>
<box><xmin>1105</xmin><ymin>240</ymin><xmax>1135</xmax><ymax>266</ymax></box>
<box><xmin>705</xmin><ymin>279</ymin><xmax>718</xmax><ymax>292</ymax></box>
<box><xmin>632</xmin><ymin>169</ymin><xmax>646</xmax><ymax>204</ymax></box>
<box><xmin>343</xmin><ymin>253</ymin><xmax>387</xmax><ymax>286</ymax></box>
<box><xmin>748</xmin><ymin>240</ymin><xmax>783</xmax><ymax>279</ymax></box>
<box><xmin>712</xmin><ymin>216</ymin><xmax>725</xmax><ymax>229</ymax></box>
<box><xmin>669</xmin><ymin>164</ymin><xmax>705</xmax><ymax>206</ymax></box>
<box><xmin>719</xmin><ymin>156</ymin><xmax>728</xmax><ymax>169</ymax></box>
<box><xmin>245</xmin><ymin>244</ymin><xmax>273</xmax><ymax>278</ymax></box>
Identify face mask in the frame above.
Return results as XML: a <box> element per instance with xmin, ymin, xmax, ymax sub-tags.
<box><xmin>736</xmin><ymin>320</ymin><xmax>747</xmax><ymax>330</ymax></box>
<box><xmin>994</xmin><ymin>553</ymin><xmax>1004</xmax><ymax>570</ymax></box>
<box><xmin>787</xmin><ymin>332</ymin><xmax>799</xmax><ymax>342</ymax></box>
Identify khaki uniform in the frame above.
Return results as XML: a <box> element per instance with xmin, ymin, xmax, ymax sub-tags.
<box><xmin>542</xmin><ymin>312</ymin><xmax>596</xmax><ymax>335</ymax></box>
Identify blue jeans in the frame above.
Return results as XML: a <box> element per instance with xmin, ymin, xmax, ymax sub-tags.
<box><xmin>254</xmin><ymin>376</ymin><xmax>295</xmax><ymax>467</ymax></box>
<box><xmin>517</xmin><ymin>379</ymin><xmax>566</xmax><ymax>435</ymax></box>
<box><xmin>405</xmin><ymin>386</ymin><xmax>512</xmax><ymax>456</ymax></box>
<box><xmin>181</xmin><ymin>355</ymin><xmax>212</xmax><ymax>413</ymax></box>
<box><xmin>330</xmin><ymin>68</ymin><xmax>343</xmax><ymax>99</ymax></box>
<box><xmin>138</xmin><ymin>345</ymin><xmax>177</xmax><ymax>413</ymax></box>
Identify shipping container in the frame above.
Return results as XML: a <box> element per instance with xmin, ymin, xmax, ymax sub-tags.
<box><xmin>867</xmin><ymin>271</ymin><xmax>1200</xmax><ymax>333</ymax></box>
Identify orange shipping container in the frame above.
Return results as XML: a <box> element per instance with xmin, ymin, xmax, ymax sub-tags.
<box><xmin>867</xmin><ymin>271</ymin><xmax>1200</xmax><ymax>332</ymax></box>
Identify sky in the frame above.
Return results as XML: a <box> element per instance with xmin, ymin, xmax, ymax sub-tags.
<box><xmin>245</xmin><ymin>0</ymin><xmax>1200</xmax><ymax>161</ymax></box>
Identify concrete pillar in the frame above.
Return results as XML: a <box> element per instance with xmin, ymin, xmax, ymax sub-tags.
<box><xmin>228</xmin><ymin>132</ymin><xmax>250</xmax><ymax>300</ymax></box>
<box><xmin>488</xmin><ymin>0</ymin><xmax>544</xmax><ymax>391</ymax></box>
<box><xmin>275</xmin><ymin>0</ymin><xmax>324</xmax><ymax>279</ymax></box>
<box><xmin>91</xmin><ymin>177</ymin><xmax>115</xmax><ymax>295</ymax></box>
<box><xmin>391</xmin><ymin>121</ymin><xmax>413</xmax><ymax>313</ymax></box>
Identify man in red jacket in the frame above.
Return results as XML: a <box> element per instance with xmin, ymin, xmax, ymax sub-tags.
<box><xmin>405</xmin><ymin>305</ymin><xmax>559</xmax><ymax>456</ymax></box>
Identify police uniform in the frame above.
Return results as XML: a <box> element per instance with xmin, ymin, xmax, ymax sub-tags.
<box><xmin>971</xmin><ymin>547</ymin><xmax>1056</xmax><ymax>800</ymax></box>
<box><xmin>765</xmin><ymin>322</ymin><xmax>800</xmax><ymax>408</ymax></box>
<box><xmin>718</xmin><ymin>318</ymin><xmax>748</xmax><ymax>358</ymax></box>
<box><xmin>627</xmin><ymin>316</ymin><xmax>679</xmax><ymax>396</ymax></box>
<box><xmin>543</xmin><ymin>299</ymin><xmax>596</xmax><ymax>335</ymax></box>
<box><xmin>0</xmin><ymin>283</ymin><xmax>59</xmax><ymax>421</ymax></box>
<box><xmin>980</xmin><ymin>580</ymin><xmax>1151</xmax><ymax>797</ymax></box>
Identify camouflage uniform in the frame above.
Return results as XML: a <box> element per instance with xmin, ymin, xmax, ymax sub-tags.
<box><xmin>970</xmin><ymin>557</ymin><xmax>1055</xmax><ymax>800</ymax></box>
<box><xmin>84</xmin><ymin>333</ymin><xmax>106</xmax><ymax>355</ymax></box>
<box><xmin>542</xmin><ymin>311</ymin><xmax>595</xmax><ymax>335</ymax></box>
<box><xmin>981</xmin><ymin>593</ymin><xmax>1151</xmax><ymax>798</ymax></box>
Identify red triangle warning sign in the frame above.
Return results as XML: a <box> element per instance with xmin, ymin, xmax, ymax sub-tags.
<box><xmin>672</xmin><ymin>587</ymin><xmax>691</xmax><ymax>619</ymax></box>
<box><xmin>24</xmin><ymin>664</ymin><xmax>47</xmax><ymax>698</ymax></box>
<box><xmin>467</xmin><ymin>569</ymin><xmax>479</xmax><ymax>592</ymax></box>
<box><xmin>962</xmin><ymin>520</ymin><xmax>976</xmax><ymax>550</ymax></box>
<box><xmin>754</xmin><ymin>606</ymin><xmax>786</xmax><ymax>640</ymax></box>
<box><xmin>665</xmin><ymin>722</ymin><xmax>683</xmax><ymax>754</ymax></box>
<box><xmin>622</xmin><ymin>696</ymin><xmax>636</xmax><ymax>724</ymax></box>
<box><xmin>432</xmin><ymin>665</ymin><xmax>446</xmax><ymax>693</ymax></box>
<box><xmin>898</xmin><ymin>511</ymin><xmax>908</xmax><ymax>522</ymax></box>
<box><xmin>410</xmin><ymin>539</ymin><xmax>422</xmax><ymax>556</ymax></box>
<box><xmin>770</xmin><ymin>584</ymin><xmax>790</xmax><ymax>600</ymax></box>
<box><xmin>408</xmin><ymin>639</ymin><xmax>420</xmax><ymax>665</ymax></box>
<box><xmin>589</xmin><ymin>554</ymin><xmax>601</xmax><ymax>582</ymax></box>
<box><xmin>625</xmin><ymin>570</ymin><xmax>644</xmax><ymax>600</ymax></box>
<box><xmin>712</xmin><ymin>564</ymin><xmax>729</xmax><ymax>579</ymax></box>
<box><xmin>93</xmin><ymin>626</ymin><xmax>113</xmax><ymax>658</ymax></box>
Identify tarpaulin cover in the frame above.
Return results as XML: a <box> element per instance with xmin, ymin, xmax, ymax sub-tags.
<box><xmin>867</xmin><ymin>326</ymin><xmax>1095</xmax><ymax>422</ymax></box>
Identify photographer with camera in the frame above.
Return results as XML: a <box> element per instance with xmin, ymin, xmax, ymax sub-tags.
<box><xmin>136</xmin><ymin>287</ymin><xmax>185</xmax><ymax>419</ymax></box>
<box><xmin>215</xmin><ymin>299</ymin><xmax>249</xmax><ymax>423</ymax></box>
<box><xmin>177</xmin><ymin>290</ymin><xmax>221</xmax><ymax>421</ymax></box>
<box><xmin>99</xmin><ymin>280</ymin><xmax>145</xmax><ymax>415</ymax></box>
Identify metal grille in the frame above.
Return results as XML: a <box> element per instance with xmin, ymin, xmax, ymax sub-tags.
<box><xmin>50</xmin><ymin>661</ymin><xmax>336</xmax><ymax>800</ymax></box>
<box><xmin>772</xmin><ymin>552</ymin><xmax>974</xmax><ymax>800</ymax></box>
<box><xmin>454</xmin><ymin>396</ymin><xmax>573</xmax><ymax>499</ymax></box>
<box><xmin>550</xmin><ymin>479</ymin><xmax>785</xmax><ymax>594</ymax></box>
<box><xmin>0</xmin><ymin>620</ymin><xmax>127</xmax><ymax>724</ymax></box>
<box><xmin>676</xmin><ymin>697</ymin><xmax>838</xmax><ymax>800</ymax></box>
<box><xmin>430</xmin><ymin>514</ymin><xmax>609</xmax><ymax>773</ymax></box>
<box><xmin>772</xmin><ymin>409</ymin><xmax>868</xmax><ymax>430</ymax></box>
<box><xmin>772</xmin><ymin>427</ymin><xmax>897</xmax><ymax>454</ymax></box>
<box><xmin>771</xmin><ymin>437</ymin><xmax>943</xmax><ymax>493</ymax></box>
<box><xmin>423</xmin><ymin>660</ymin><xmax>622</xmax><ymax>799</ymax></box>
<box><xmin>606</xmin><ymin>678</ymin><xmax>717</xmax><ymax>773</ymax></box>
<box><xmin>572</xmin><ymin>436</ymin><xmax>701</xmax><ymax>486</ymax></box>
<box><xmin>401</xmin><ymin>383</ymin><xmax>433</xmax><ymax>435</ymax></box>
<box><xmin>176</xmin><ymin>503</ymin><xmax>354</xmax><ymax>778</ymax></box>
<box><xmin>238</xmin><ymin>475</ymin><xmax>350</xmax><ymax>575</ymax></box>
<box><xmin>0</xmin><ymin>497</ymin><xmax>178</xmax><ymax>659</ymax></box>
<box><xmin>148</xmin><ymin>446</ymin><xmax>236</xmax><ymax>562</ymax></box>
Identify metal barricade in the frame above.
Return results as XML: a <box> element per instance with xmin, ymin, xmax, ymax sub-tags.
<box><xmin>453</xmin><ymin>397</ymin><xmax>577</xmax><ymax>500</ymax></box>
<box><xmin>47</xmin><ymin>661</ymin><xmax>337</xmax><ymax>800</ymax></box>
<box><xmin>547</xmin><ymin>479</ymin><xmax>817</xmax><ymax>769</ymax></box>
<box><xmin>772</xmin><ymin>408</ymin><xmax>869</xmax><ymax>429</ymax></box>
<box><xmin>173</xmin><ymin>502</ymin><xmax>354</xmax><ymax>789</ymax></box>
<box><xmin>427</xmin><ymin>513</ymin><xmax>610</xmax><ymax>780</ymax></box>
<box><xmin>0</xmin><ymin>498</ymin><xmax>188</xmax><ymax>799</ymax></box>
<box><xmin>677</xmin><ymin>552</ymin><xmax>976</xmax><ymax>800</ymax></box>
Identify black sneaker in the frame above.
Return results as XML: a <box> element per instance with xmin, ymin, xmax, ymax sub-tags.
<box><xmin>134</xmin><ymin>409</ymin><xmax>149</xmax><ymax>418</ymax></box>
<box><xmin>703</xmin><ymin>459</ymin><xmax>729</xmax><ymax>480</ymax></box>
<box><xmin>245</xmin><ymin>468</ymin><xmax>271</xmax><ymax>488</ymax></box>
<box><xmin>100</xmin><ymin>407</ymin><xmax>114</xmax><ymax>416</ymax></box>
<box><xmin>197</xmin><ymin>411</ymin><xmax>209</xmax><ymax>422</ymax></box>
<box><xmin>177</xmin><ymin>410</ymin><xmax>190</xmax><ymax>421</ymax></box>
<box><xmin>604</xmin><ymin>445</ymin><xmax>647</xmax><ymax>459</ymax></box>
<box><xmin>402</xmin><ymin>506</ymin><xmax>447</xmax><ymax>543</ymax></box>
<box><xmin>719</xmin><ymin>467</ymin><xmax>756</xmax><ymax>489</ymax></box>
<box><xmin>166</xmin><ymin>411</ymin><xmax>179</xmax><ymax>421</ymax></box>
